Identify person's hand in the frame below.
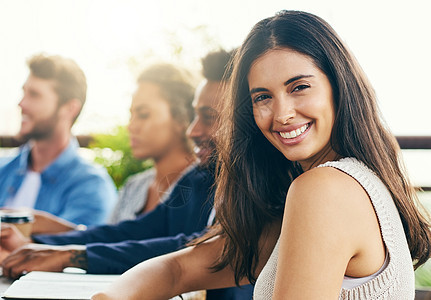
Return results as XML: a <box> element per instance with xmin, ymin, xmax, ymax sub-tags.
<box><xmin>32</xmin><ymin>210</ymin><xmax>77</xmax><ymax>234</ymax></box>
<box><xmin>91</xmin><ymin>292</ymin><xmax>114</xmax><ymax>300</ymax></box>
<box><xmin>1</xmin><ymin>243</ymin><xmax>87</xmax><ymax>279</ymax></box>
<box><xmin>0</xmin><ymin>223</ymin><xmax>31</xmax><ymax>262</ymax></box>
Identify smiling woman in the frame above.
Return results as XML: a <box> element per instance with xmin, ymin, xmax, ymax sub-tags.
<box><xmin>90</xmin><ymin>10</ymin><xmax>431</xmax><ymax>300</ymax></box>
<box><xmin>213</xmin><ymin>10</ymin><xmax>431</xmax><ymax>299</ymax></box>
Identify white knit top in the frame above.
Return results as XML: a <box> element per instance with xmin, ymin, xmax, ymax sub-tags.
<box><xmin>254</xmin><ymin>158</ymin><xmax>415</xmax><ymax>299</ymax></box>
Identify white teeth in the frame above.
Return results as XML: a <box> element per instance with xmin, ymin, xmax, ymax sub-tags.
<box><xmin>279</xmin><ymin>124</ymin><xmax>309</xmax><ymax>139</ymax></box>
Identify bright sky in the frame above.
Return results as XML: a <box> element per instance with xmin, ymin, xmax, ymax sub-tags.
<box><xmin>1</xmin><ymin>0</ymin><xmax>430</xmax><ymax>137</ymax></box>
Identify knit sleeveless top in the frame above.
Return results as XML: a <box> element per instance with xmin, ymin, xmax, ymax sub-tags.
<box><xmin>253</xmin><ymin>158</ymin><xmax>415</xmax><ymax>299</ymax></box>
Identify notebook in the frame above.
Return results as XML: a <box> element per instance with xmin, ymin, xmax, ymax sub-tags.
<box><xmin>2</xmin><ymin>271</ymin><xmax>120</xmax><ymax>300</ymax></box>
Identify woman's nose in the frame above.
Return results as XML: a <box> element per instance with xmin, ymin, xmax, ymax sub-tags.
<box><xmin>274</xmin><ymin>98</ymin><xmax>296</xmax><ymax>125</ymax></box>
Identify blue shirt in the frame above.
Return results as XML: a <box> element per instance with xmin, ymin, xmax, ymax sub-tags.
<box><xmin>0</xmin><ymin>138</ymin><xmax>117</xmax><ymax>226</ymax></box>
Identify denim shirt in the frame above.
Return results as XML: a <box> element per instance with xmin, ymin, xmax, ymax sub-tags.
<box><xmin>0</xmin><ymin>138</ymin><xmax>117</xmax><ymax>225</ymax></box>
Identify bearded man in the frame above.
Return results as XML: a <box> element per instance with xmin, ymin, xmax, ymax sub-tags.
<box><xmin>0</xmin><ymin>54</ymin><xmax>116</xmax><ymax>227</ymax></box>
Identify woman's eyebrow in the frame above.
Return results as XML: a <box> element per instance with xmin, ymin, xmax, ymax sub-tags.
<box><xmin>284</xmin><ymin>74</ymin><xmax>314</xmax><ymax>86</ymax></box>
<box><xmin>250</xmin><ymin>74</ymin><xmax>315</xmax><ymax>94</ymax></box>
<box><xmin>249</xmin><ymin>87</ymin><xmax>268</xmax><ymax>95</ymax></box>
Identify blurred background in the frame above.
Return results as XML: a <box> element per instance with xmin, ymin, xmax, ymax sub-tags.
<box><xmin>1</xmin><ymin>0</ymin><xmax>430</xmax><ymax>136</ymax></box>
<box><xmin>1</xmin><ymin>0</ymin><xmax>430</xmax><ymax>186</ymax></box>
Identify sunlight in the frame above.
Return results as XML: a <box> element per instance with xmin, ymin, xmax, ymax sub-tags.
<box><xmin>0</xmin><ymin>0</ymin><xmax>430</xmax><ymax>137</ymax></box>
<box><xmin>84</xmin><ymin>1</ymin><xmax>163</xmax><ymax>55</ymax></box>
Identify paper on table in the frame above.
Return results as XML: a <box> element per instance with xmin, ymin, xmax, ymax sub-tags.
<box><xmin>3</xmin><ymin>271</ymin><xmax>206</xmax><ymax>300</ymax></box>
<box><xmin>19</xmin><ymin>271</ymin><xmax>120</xmax><ymax>282</ymax></box>
<box><xmin>2</xmin><ymin>271</ymin><xmax>121</xmax><ymax>300</ymax></box>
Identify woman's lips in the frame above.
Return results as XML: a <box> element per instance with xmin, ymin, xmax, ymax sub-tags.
<box><xmin>276</xmin><ymin>122</ymin><xmax>312</xmax><ymax>146</ymax></box>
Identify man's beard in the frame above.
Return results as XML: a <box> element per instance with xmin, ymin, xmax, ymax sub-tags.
<box><xmin>196</xmin><ymin>140</ymin><xmax>217</xmax><ymax>166</ymax></box>
<box><xmin>20</xmin><ymin>111</ymin><xmax>60</xmax><ymax>142</ymax></box>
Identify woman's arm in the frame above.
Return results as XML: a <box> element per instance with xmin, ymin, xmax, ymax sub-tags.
<box><xmin>92</xmin><ymin>237</ymin><xmax>244</xmax><ymax>300</ymax></box>
<box><xmin>273</xmin><ymin>167</ymin><xmax>385</xmax><ymax>299</ymax></box>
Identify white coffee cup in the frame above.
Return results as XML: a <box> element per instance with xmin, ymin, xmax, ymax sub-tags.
<box><xmin>0</xmin><ymin>209</ymin><xmax>34</xmax><ymax>237</ymax></box>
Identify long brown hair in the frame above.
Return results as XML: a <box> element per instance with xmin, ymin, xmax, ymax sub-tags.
<box><xmin>208</xmin><ymin>10</ymin><xmax>430</xmax><ymax>285</ymax></box>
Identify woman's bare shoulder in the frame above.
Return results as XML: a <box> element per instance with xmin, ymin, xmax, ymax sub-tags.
<box><xmin>291</xmin><ymin>165</ymin><xmax>362</xmax><ymax>197</ymax></box>
<box><xmin>281</xmin><ymin>165</ymin><xmax>374</xmax><ymax>263</ymax></box>
<box><xmin>286</xmin><ymin>165</ymin><xmax>371</xmax><ymax>225</ymax></box>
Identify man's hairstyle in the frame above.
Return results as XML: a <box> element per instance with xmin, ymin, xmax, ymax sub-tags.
<box><xmin>28</xmin><ymin>54</ymin><xmax>87</xmax><ymax>120</ymax></box>
<box><xmin>201</xmin><ymin>49</ymin><xmax>235</xmax><ymax>82</ymax></box>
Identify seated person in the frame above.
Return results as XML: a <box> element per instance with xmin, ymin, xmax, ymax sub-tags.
<box><xmin>31</xmin><ymin>63</ymin><xmax>197</xmax><ymax>234</ymax></box>
<box><xmin>0</xmin><ymin>54</ymin><xmax>116</xmax><ymax>226</ymax></box>
<box><xmin>0</xmin><ymin>50</ymin><xmax>253</xmax><ymax>300</ymax></box>
<box><xmin>109</xmin><ymin>64</ymin><xmax>197</xmax><ymax>224</ymax></box>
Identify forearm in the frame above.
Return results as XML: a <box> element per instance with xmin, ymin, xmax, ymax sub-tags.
<box><xmin>93</xmin><ymin>255</ymin><xmax>181</xmax><ymax>300</ymax></box>
<box><xmin>92</xmin><ymin>237</ymin><xmax>240</xmax><ymax>299</ymax></box>
<box><xmin>32</xmin><ymin>222</ymin><xmax>132</xmax><ymax>245</ymax></box>
<box><xmin>66</xmin><ymin>245</ymin><xmax>88</xmax><ymax>270</ymax></box>
<box><xmin>86</xmin><ymin>232</ymin><xmax>196</xmax><ymax>274</ymax></box>
<box><xmin>32</xmin><ymin>210</ymin><xmax>77</xmax><ymax>234</ymax></box>
<box><xmin>1</xmin><ymin>244</ymin><xmax>88</xmax><ymax>279</ymax></box>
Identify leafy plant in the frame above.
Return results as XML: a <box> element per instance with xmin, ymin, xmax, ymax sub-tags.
<box><xmin>89</xmin><ymin>125</ymin><xmax>152</xmax><ymax>188</ymax></box>
<box><xmin>414</xmin><ymin>192</ymin><xmax>431</xmax><ymax>287</ymax></box>
<box><xmin>415</xmin><ymin>259</ymin><xmax>431</xmax><ymax>287</ymax></box>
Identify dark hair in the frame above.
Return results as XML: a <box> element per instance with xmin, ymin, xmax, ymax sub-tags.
<box><xmin>202</xmin><ymin>49</ymin><xmax>236</xmax><ymax>82</ymax></box>
<box><xmin>28</xmin><ymin>54</ymin><xmax>87</xmax><ymax>121</ymax></box>
<box><xmin>210</xmin><ymin>10</ymin><xmax>431</xmax><ymax>285</ymax></box>
<box><xmin>137</xmin><ymin>64</ymin><xmax>195</xmax><ymax>150</ymax></box>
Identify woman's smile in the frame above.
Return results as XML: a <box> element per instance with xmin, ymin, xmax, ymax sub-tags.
<box><xmin>276</xmin><ymin>122</ymin><xmax>312</xmax><ymax>146</ymax></box>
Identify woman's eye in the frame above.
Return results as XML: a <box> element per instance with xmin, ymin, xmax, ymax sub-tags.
<box><xmin>253</xmin><ymin>94</ymin><xmax>271</xmax><ymax>104</ymax></box>
<box><xmin>292</xmin><ymin>84</ymin><xmax>309</xmax><ymax>92</ymax></box>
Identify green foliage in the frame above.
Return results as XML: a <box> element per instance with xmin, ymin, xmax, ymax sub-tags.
<box><xmin>416</xmin><ymin>259</ymin><xmax>431</xmax><ymax>288</ymax></box>
<box><xmin>415</xmin><ymin>193</ymin><xmax>431</xmax><ymax>287</ymax></box>
<box><xmin>89</xmin><ymin>125</ymin><xmax>152</xmax><ymax>188</ymax></box>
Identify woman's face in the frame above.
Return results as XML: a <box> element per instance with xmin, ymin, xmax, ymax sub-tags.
<box><xmin>128</xmin><ymin>82</ymin><xmax>184</xmax><ymax>161</ymax></box>
<box><xmin>248</xmin><ymin>48</ymin><xmax>336</xmax><ymax>170</ymax></box>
